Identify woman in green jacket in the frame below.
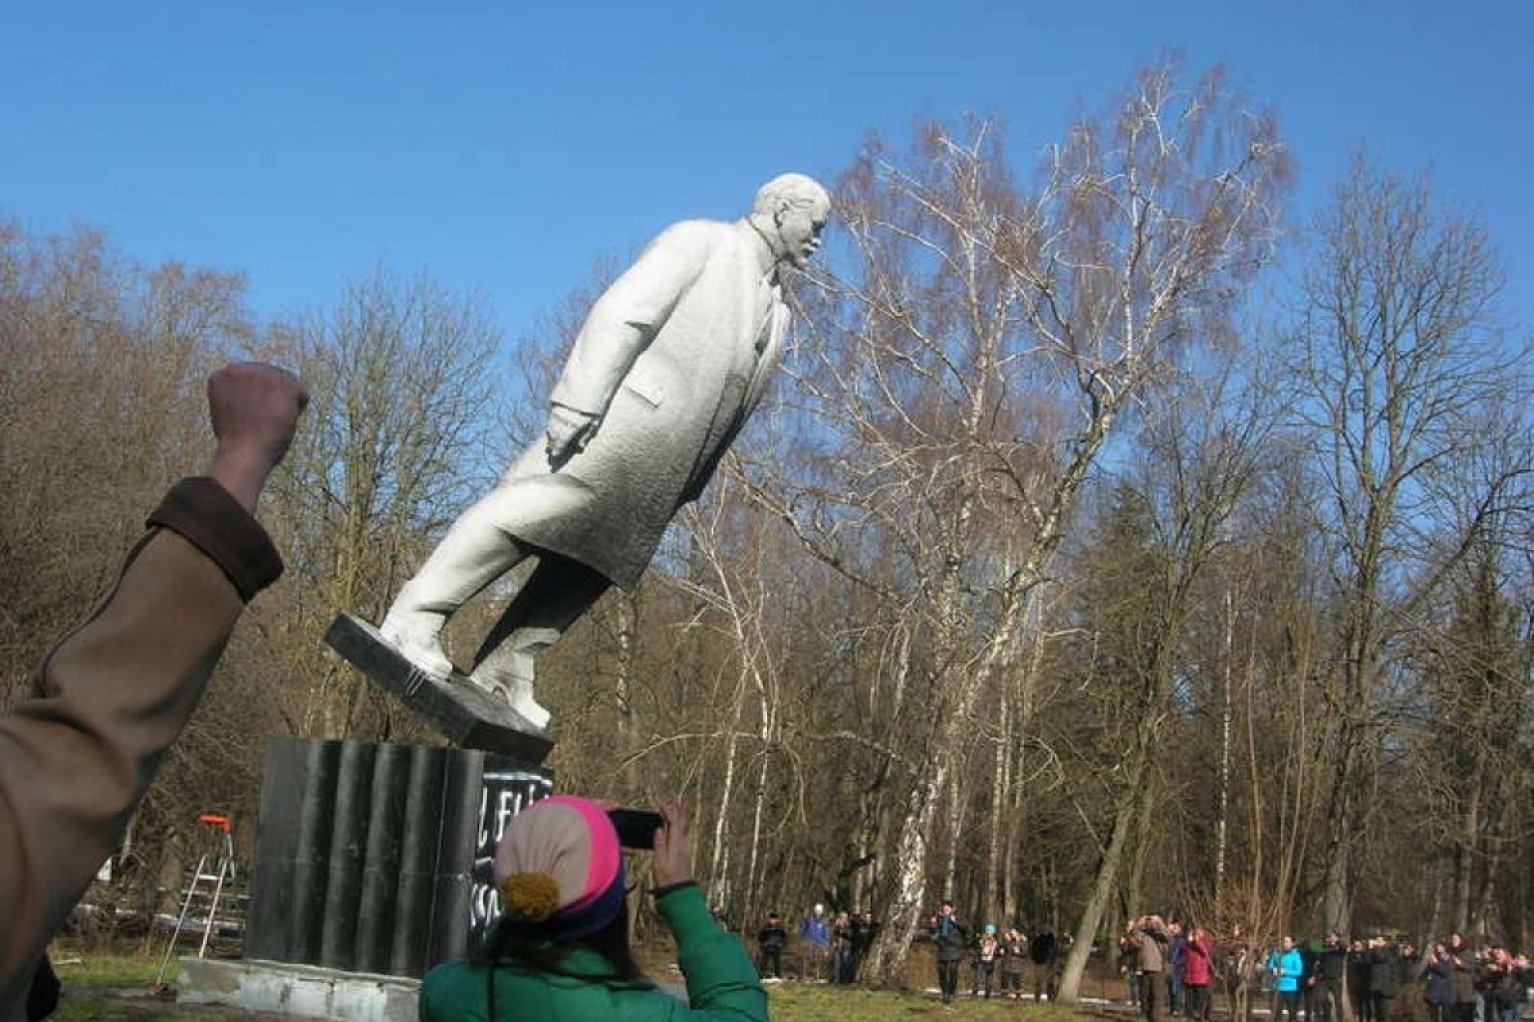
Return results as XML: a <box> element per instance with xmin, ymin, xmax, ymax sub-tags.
<box><xmin>419</xmin><ymin>796</ymin><xmax>767</xmax><ymax>1022</ymax></box>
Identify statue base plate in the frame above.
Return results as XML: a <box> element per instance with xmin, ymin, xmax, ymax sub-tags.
<box><xmin>324</xmin><ymin>613</ymin><xmax>553</xmax><ymax>765</ymax></box>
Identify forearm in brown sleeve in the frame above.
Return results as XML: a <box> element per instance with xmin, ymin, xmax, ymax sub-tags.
<box><xmin>0</xmin><ymin>477</ymin><xmax>281</xmax><ymax>1009</ymax></box>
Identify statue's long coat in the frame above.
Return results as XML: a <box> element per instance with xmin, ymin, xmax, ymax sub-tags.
<box><xmin>486</xmin><ymin>218</ymin><xmax>786</xmax><ymax>589</ymax></box>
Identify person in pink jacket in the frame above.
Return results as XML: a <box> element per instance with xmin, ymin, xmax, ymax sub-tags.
<box><xmin>1183</xmin><ymin>927</ymin><xmax>1216</xmax><ymax>1022</ymax></box>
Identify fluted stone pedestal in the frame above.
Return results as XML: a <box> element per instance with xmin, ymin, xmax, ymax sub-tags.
<box><xmin>177</xmin><ymin>737</ymin><xmax>551</xmax><ymax>1017</ymax></box>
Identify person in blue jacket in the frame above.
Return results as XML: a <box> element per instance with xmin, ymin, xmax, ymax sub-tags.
<box><xmin>1268</xmin><ymin>935</ymin><xmax>1305</xmax><ymax>1022</ymax></box>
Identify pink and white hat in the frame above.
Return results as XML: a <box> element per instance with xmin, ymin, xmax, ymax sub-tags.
<box><xmin>493</xmin><ymin>795</ymin><xmax>626</xmax><ymax>941</ymax></box>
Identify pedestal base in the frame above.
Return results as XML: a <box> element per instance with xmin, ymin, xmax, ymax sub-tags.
<box><xmin>177</xmin><ymin>957</ymin><xmax>418</xmax><ymax>1022</ymax></box>
<box><xmin>324</xmin><ymin>613</ymin><xmax>552</xmax><ymax>764</ymax></box>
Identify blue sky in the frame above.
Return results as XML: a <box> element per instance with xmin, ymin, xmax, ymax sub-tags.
<box><xmin>3</xmin><ymin>1</ymin><xmax>1531</xmax><ymax>347</ymax></box>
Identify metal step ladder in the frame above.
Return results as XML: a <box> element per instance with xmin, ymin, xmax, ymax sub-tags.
<box><xmin>153</xmin><ymin>813</ymin><xmax>237</xmax><ymax>991</ymax></box>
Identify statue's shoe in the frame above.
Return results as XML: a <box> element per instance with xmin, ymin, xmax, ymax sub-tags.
<box><xmin>469</xmin><ymin>670</ymin><xmax>551</xmax><ymax>731</ymax></box>
<box><xmin>379</xmin><ymin>613</ymin><xmax>454</xmax><ymax>681</ymax></box>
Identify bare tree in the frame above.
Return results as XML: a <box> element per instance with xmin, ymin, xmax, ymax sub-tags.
<box><xmin>1287</xmin><ymin>156</ymin><xmax>1528</xmax><ymax>934</ymax></box>
<box><xmin>252</xmin><ymin>266</ymin><xmax>501</xmax><ymax>738</ymax></box>
<box><xmin>0</xmin><ymin>220</ymin><xmax>257</xmax><ymax>919</ymax></box>
<box><xmin>741</xmin><ymin>58</ymin><xmax>1290</xmax><ymax>986</ymax></box>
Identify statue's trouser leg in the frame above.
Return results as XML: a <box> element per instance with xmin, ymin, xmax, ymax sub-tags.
<box><xmin>380</xmin><ymin>499</ymin><xmax>526</xmax><ymax>677</ymax></box>
<box><xmin>467</xmin><ymin>552</ymin><xmax>610</xmax><ymax>729</ymax></box>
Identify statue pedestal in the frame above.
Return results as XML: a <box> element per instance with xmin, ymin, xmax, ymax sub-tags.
<box><xmin>243</xmin><ymin>737</ymin><xmax>552</xmax><ymax>978</ymax></box>
<box><xmin>324</xmin><ymin>613</ymin><xmax>552</xmax><ymax>764</ymax></box>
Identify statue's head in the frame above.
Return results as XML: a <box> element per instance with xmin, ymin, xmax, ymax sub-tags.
<box><xmin>750</xmin><ymin>173</ymin><xmax>831</xmax><ymax>269</ymax></box>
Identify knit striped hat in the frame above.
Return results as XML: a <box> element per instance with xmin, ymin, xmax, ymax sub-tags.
<box><xmin>493</xmin><ymin>795</ymin><xmax>626</xmax><ymax>941</ymax></box>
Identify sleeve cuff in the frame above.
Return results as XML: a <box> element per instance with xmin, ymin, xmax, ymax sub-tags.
<box><xmin>653</xmin><ymin>880</ymin><xmax>699</xmax><ymax>901</ymax></box>
<box><xmin>146</xmin><ymin>477</ymin><xmax>283</xmax><ymax>601</ymax></box>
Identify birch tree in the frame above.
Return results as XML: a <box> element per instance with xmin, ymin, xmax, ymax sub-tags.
<box><xmin>743</xmin><ymin>59</ymin><xmax>1290</xmax><ymax>984</ymax></box>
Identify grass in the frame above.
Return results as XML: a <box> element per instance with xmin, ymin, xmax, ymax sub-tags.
<box><xmin>43</xmin><ymin>947</ymin><xmax>1119</xmax><ymax>1021</ymax></box>
<box><xmin>47</xmin><ymin>951</ymin><xmax>163</xmax><ymax>989</ymax></box>
<box><xmin>767</xmin><ymin>983</ymin><xmax>1102</xmax><ymax>1022</ymax></box>
<box><xmin>42</xmin><ymin>953</ymin><xmax>180</xmax><ymax>1021</ymax></box>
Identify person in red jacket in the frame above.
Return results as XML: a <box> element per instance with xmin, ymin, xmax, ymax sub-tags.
<box><xmin>1183</xmin><ymin>927</ymin><xmax>1217</xmax><ymax>1021</ymax></box>
<box><xmin>0</xmin><ymin>364</ymin><xmax>307</xmax><ymax>1019</ymax></box>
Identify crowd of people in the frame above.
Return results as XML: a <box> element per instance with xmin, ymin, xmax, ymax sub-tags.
<box><xmin>749</xmin><ymin>904</ymin><xmax>880</xmax><ymax>984</ymax></box>
<box><xmin>746</xmin><ymin>898</ymin><xmax>1064</xmax><ymax>1005</ymax></box>
<box><xmin>1118</xmin><ymin>915</ymin><xmax>1532</xmax><ymax>1022</ymax></box>
<box><xmin>915</xmin><ymin>901</ymin><xmax>1064</xmax><ymax>1005</ymax></box>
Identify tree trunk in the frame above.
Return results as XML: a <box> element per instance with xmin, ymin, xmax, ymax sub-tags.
<box><xmin>983</xmin><ymin>685</ymin><xmax>1011</xmax><ymax>923</ymax></box>
<box><xmin>1058</xmin><ymin>734</ymin><xmax>1153</xmax><ymax>1003</ymax></box>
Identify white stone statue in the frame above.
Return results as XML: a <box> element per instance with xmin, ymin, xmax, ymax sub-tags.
<box><xmin>379</xmin><ymin>173</ymin><xmax>831</xmax><ymax>729</ymax></box>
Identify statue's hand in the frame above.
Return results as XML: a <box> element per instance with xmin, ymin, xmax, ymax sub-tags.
<box><xmin>545</xmin><ymin>405</ymin><xmax>598</xmax><ymax>465</ymax></box>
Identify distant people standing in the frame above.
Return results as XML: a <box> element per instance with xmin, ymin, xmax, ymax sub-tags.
<box><xmin>1123</xmin><ymin>926</ymin><xmax>1146</xmax><ymax>1009</ymax></box>
<box><xmin>1302</xmin><ymin>938</ymin><xmax>1321</xmax><ymax>1022</ymax></box>
<box><xmin>1482</xmin><ymin>948</ymin><xmax>1530</xmax><ymax>1022</ymax></box>
<box><xmin>1183</xmin><ymin>926</ymin><xmax>1215</xmax><ymax>1022</ymax></box>
<box><xmin>1312</xmin><ymin>932</ymin><xmax>1347</xmax><ymax>1022</ymax></box>
<box><xmin>1444</xmin><ymin>933</ymin><xmax>1478</xmax><ymax>1022</ymax></box>
<box><xmin>1130</xmin><ymin>915</ymin><xmax>1173</xmax><ymax>1022</ymax></box>
<box><xmin>831</xmin><ymin>911</ymin><xmax>855</xmax><ymax>984</ymax></box>
<box><xmin>846</xmin><ymin>908</ymin><xmax>883</xmax><ymax>982</ymax></box>
<box><xmin>756</xmin><ymin>913</ymin><xmax>787</xmax><ymax>980</ymax></box>
<box><xmin>1423</xmin><ymin>942</ymin><xmax>1454</xmax><ymax>1022</ymax></box>
<box><xmin>971</xmin><ymin>924</ymin><xmax>1001</xmax><ymax>998</ymax></box>
<box><xmin>1168</xmin><ymin>922</ymin><xmax>1188</xmax><ymax>1016</ymax></box>
<box><xmin>1269</xmin><ymin>936</ymin><xmax>1305</xmax><ymax>1022</ymax></box>
<box><xmin>850</xmin><ymin>911</ymin><xmax>878</xmax><ymax>980</ymax></box>
<box><xmin>799</xmin><ymin>904</ymin><xmax>830</xmax><ymax>981</ymax></box>
<box><xmin>1031</xmin><ymin>925</ymin><xmax>1060</xmax><ymax>1002</ymax></box>
<box><xmin>927</xmin><ymin>902</ymin><xmax>969</xmax><ymax>1005</ymax></box>
<box><xmin>1001</xmin><ymin>928</ymin><xmax>1028</xmax><ymax>999</ymax></box>
<box><xmin>1367</xmin><ymin>936</ymin><xmax>1402</xmax><ymax>1022</ymax></box>
<box><xmin>1349</xmin><ymin>939</ymin><xmax>1375</xmax><ymax>1022</ymax></box>
<box><xmin>1229</xmin><ymin>936</ymin><xmax>1256</xmax><ymax>1022</ymax></box>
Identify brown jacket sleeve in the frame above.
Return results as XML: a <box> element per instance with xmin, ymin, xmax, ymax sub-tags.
<box><xmin>0</xmin><ymin>477</ymin><xmax>281</xmax><ymax>1012</ymax></box>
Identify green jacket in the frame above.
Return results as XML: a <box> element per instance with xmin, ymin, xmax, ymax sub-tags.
<box><xmin>418</xmin><ymin>884</ymin><xmax>767</xmax><ymax>1022</ymax></box>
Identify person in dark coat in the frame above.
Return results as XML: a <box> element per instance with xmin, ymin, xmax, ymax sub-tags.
<box><xmin>1444</xmin><ymin>933</ymin><xmax>1479</xmax><ymax>1022</ymax></box>
<box><xmin>831</xmin><ymin>911</ymin><xmax>856</xmax><ymax>985</ymax></box>
<box><xmin>755</xmin><ymin>913</ymin><xmax>788</xmax><ymax>980</ymax></box>
<box><xmin>1031</xmin><ymin>926</ymin><xmax>1060</xmax><ymax>1002</ymax></box>
<box><xmin>926</xmin><ymin>902</ymin><xmax>970</xmax><ymax>1004</ymax></box>
<box><xmin>1312</xmin><ymin>932</ymin><xmax>1347</xmax><ymax>1022</ymax></box>
<box><xmin>1349</xmin><ymin>940</ymin><xmax>1375</xmax><ymax>1022</ymax></box>
<box><xmin>1367</xmin><ymin>936</ymin><xmax>1403</xmax><ymax>1022</ymax></box>
<box><xmin>1423</xmin><ymin>942</ymin><xmax>1455</xmax><ymax>1022</ymax></box>
<box><xmin>1481</xmin><ymin>948</ymin><xmax>1531</xmax><ymax>1022</ymax></box>
<box><xmin>849</xmin><ymin>911</ymin><xmax>878</xmax><ymax>980</ymax></box>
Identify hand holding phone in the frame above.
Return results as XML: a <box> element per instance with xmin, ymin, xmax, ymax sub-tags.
<box><xmin>650</xmin><ymin>800</ymin><xmax>694</xmax><ymax>889</ymax></box>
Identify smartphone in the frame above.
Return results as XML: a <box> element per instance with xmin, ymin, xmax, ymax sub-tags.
<box><xmin>607</xmin><ymin>808</ymin><xmax>664</xmax><ymax>850</ymax></box>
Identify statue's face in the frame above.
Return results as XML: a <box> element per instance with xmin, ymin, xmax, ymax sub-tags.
<box><xmin>773</xmin><ymin>199</ymin><xmax>830</xmax><ymax>268</ymax></box>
